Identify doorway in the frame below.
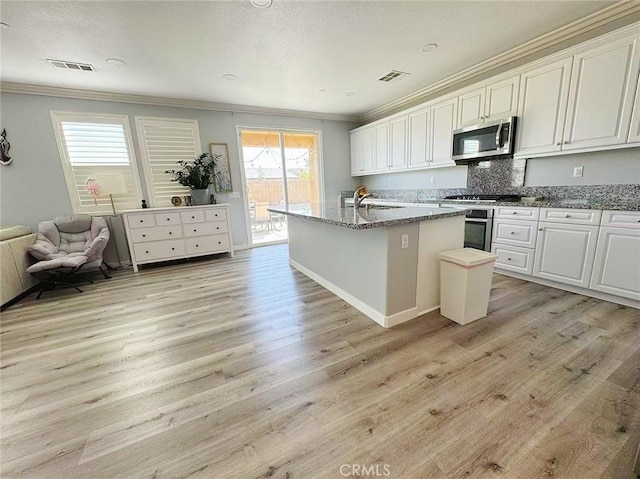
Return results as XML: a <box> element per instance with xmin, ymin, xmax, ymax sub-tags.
<box><xmin>238</xmin><ymin>128</ymin><xmax>322</xmax><ymax>246</ymax></box>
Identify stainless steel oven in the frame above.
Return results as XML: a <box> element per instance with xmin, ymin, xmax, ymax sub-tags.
<box><xmin>440</xmin><ymin>203</ymin><xmax>494</xmax><ymax>251</ymax></box>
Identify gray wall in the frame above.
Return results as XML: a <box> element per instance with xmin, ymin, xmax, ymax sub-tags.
<box><xmin>525</xmin><ymin>149</ymin><xmax>640</xmax><ymax>186</ymax></box>
<box><xmin>0</xmin><ymin>92</ymin><xmax>358</xmax><ymax>247</ymax></box>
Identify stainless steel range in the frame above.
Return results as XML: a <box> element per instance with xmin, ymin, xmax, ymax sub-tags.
<box><xmin>441</xmin><ymin>195</ymin><xmax>521</xmax><ymax>251</ymax></box>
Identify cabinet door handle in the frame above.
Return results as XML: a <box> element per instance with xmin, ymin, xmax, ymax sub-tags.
<box><xmin>511</xmin><ymin>211</ymin><xmax>517</xmax><ymax>215</ymax></box>
<box><xmin>191</xmin><ymin>216</ymin><xmax>195</xmax><ymax>219</ymax></box>
<box><xmin>563</xmin><ymin>141</ymin><xmax>569</xmax><ymax>145</ymax></box>
<box><xmin>556</xmin><ymin>142</ymin><xmax>561</xmax><ymax>146</ymax></box>
<box><xmin>193</xmin><ymin>229</ymin><xmax>197</xmax><ymax>232</ymax></box>
<box><xmin>142</xmin><ymin>234</ymin><xmax>146</xmax><ymax>238</ymax></box>
<box><xmin>565</xmin><ymin>214</ymin><xmax>570</xmax><ymax>218</ymax></box>
<box><xmin>509</xmin><ymin>231</ymin><xmax>515</xmax><ymax>235</ymax></box>
<box><xmin>195</xmin><ymin>244</ymin><xmax>199</xmax><ymax>247</ymax></box>
<box><xmin>171</xmin><ymin>247</ymin><xmax>175</xmax><ymax>251</ymax></box>
<box><xmin>507</xmin><ymin>257</ymin><xmax>512</xmax><ymax>261</ymax></box>
<box><xmin>139</xmin><ymin>220</ymin><xmax>144</xmax><ymax>223</ymax></box>
<box><xmin>216</xmin><ymin>227</ymin><xmax>219</xmax><ymax>230</ymax></box>
<box><xmin>538</xmin><ymin>228</ymin><xmax>543</xmax><ymax>231</ymax></box>
<box><xmin>145</xmin><ymin>250</ymin><xmax>149</xmax><ymax>254</ymax></box>
<box><xmin>169</xmin><ymin>232</ymin><xmax>172</xmax><ymax>235</ymax></box>
<box><xmin>166</xmin><ymin>218</ymin><xmax>170</xmax><ymax>221</ymax></box>
<box><xmin>218</xmin><ymin>241</ymin><xmax>221</xmax><ymax>244</ymax></box>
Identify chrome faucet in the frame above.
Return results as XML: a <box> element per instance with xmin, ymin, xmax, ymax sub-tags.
<box><xmin>353</xmin><ymin>190</ymin><xmax>374</xmax><ymax>208</ymax></box>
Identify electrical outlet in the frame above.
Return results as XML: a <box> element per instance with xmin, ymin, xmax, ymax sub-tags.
<box><xmin>401</xmin><ymin>234</ymin><xmax>409</xmax><ymax>249</ymax></box>
<box><xmin>430</xmin><ymin>176</ymin><xmax>436</xmax><ymax>184</ymax></box>
<box><xmin>573</xmin><ymin>166</ymin><xmax>584</xmax><ymax>178</ymax></box>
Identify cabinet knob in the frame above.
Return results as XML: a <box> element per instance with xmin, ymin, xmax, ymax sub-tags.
<box><xmin>507</xmin><ymin>258</ymin><xmax>512</xmax><ymax>261</ymax></box>
<box><xmin>563</xmin><ymin>141</ymin><xmax>569</xmax><ymax>145</ymax></box>
<box><xmin>169</xmin><ymin>232</ymin><xmax>172</xmax><ymax>235</ymax></box>
<box><xmin>171</xmin><ymin>247</ymin><xmax>175</xmax><ymax>251</ymax></box>
<box><xmin>145</xmin><ymin>250</ymin><xmax>149</xmax><ymax>254</ymax></box>
<box><xmin>538</xmin><ymin>228</ymin><xmax>543</xmax><ymax>231</ymax></box>
<box><xmin>218</xmin><ymin>241</ymin><xmax>221</xmax><ymax>245</ymax></box>
<box><xmin>216</xmin><ymin>227</ymin><xmax>219</xmax><ymax>230</ymax></box>
<box><xmin>191</xmin><ymin>216</ymin><xmax>195</xmax><ymax>219</ymax></box>
<box><xmin>565</xmin><ymin>214</ymin><xmax>570</xmax><ymax>218</ymax></box>
<box><xmin>509</xmin><ymin>231</ymin><xmax>515</xmax><ymax>235</ymax></box>
<box><xmin>166</xmin><ymin>218</ymin><xmax>170</xmax><ymax>221</ymax></box>
<box><xmin>556</xmin><ymin>142</ymin><xmax>561</xmax><ymax>146</ymax></box>
<box><xmin>194</xmin><ymin>229</ymin><xmax>197</xmax><ymax>232</ymax></box>
<box><xmin>142</xmin><ymin>234</ymin><xmax>146</xmax><ymax>237</ymax></box>
<box><xmin>511</xmin><ymin>211</ymin><xmax>517</xmax><ymax>215</ymax></box>
<box><xmin>637</xmin><ymin>219</ymin><xmax>640</xmax><ymax>222</ymax></box>
<box><xmin>139</xmin><ymin>220</ymin><xmax>143</xmax><ymax>223</ymax></box>
<box><xmin>215</xmin><ymin>214</ymin><xmax>218</xmax><ymax>217</ymax></box>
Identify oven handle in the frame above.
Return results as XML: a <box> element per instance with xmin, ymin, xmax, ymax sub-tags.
<box><xmin>465</xmin><ymin>218</ymin><xmax>489</xmax><ymax>223</ymax></box>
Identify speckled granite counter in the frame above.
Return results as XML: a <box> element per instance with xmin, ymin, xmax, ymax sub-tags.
<box><xmin>359</xmin><ymin>198</ymin><xmax>639</xmax><ymax>211</ymax></box>
<box><xmin>268</xmin><ymin>203</ymin><xmax>465</xmax><ymax>230</ymax></box>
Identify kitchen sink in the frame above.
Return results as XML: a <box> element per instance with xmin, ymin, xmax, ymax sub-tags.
<box><xmin>346</xmin><ymin>204</ymin><xmax>404</xmax><ymax>210</ymax></box>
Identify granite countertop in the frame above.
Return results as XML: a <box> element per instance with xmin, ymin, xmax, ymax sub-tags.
<box><xmin>268</xmin><ymin>203</ymin><xmax>465</xmax><ymax>230</ymax></box>
<box><xmin>368</xmin><ymin>198</ymin><xmax>639</xmax><ymax>211</ymax></box>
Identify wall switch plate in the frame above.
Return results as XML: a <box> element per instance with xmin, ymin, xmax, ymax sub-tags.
<box><xmin>430</xmin><ymin>176</ymin><xmax>436</xmax><ymax>184</ymax></box>
<box><xmin>573</xmin><ymin>166</ymin><xmax>584</xmax><ymax>178</ymax></box>
<box><xmin>228</xmin><ymin>191</ymin><xmax>240</xmax><ymax>198</ymax></box>
<box><xmin>401</xmin><ymin>234</ymin><xmax>409</xmax><ymax>249</ymax></box>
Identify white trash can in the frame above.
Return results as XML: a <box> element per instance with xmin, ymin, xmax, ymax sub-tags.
<box><xmin>438</xmin><ymin>248</ymin><xmax>497</xmax><ymax>325</ymax></box>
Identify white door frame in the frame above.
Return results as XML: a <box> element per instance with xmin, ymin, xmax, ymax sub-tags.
<box><xmin>235</xmin><ymin>125</ymin><xmax>325</xmax><ymax>248</ymax></box>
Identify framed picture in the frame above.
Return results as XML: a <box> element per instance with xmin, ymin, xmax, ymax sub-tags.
<box><xmin>209</xmin><ymin>142</ymin><xmax>233</xmax><ymax>193</ymax></box>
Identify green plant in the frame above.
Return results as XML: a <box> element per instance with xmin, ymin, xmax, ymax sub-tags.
<box><xmin>165</xmin><ymin>153</ymin><xmax>220</xmax><ymax>189</ymax></box>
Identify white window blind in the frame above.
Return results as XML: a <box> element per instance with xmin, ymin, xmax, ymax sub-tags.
<box><xmin>51</xmin><ymin>112</ymin><xmax>142</xmax><ymax>215</ymax></box>
<box><xmin>136</xmin><ymin>117</ymin><xmax>201</xmax><ymax>207</ymax></box>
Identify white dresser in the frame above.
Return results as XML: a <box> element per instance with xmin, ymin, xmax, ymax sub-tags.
<box><xmin>122</xmin><ymin>205</ymin><xmax>234</xmax><ymax>272</ymax></box>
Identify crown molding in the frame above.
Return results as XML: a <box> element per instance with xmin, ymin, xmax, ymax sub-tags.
<box><xmin>0</xmin><ymin>82</ymin><xmax>361</xmax><ymax>123</ymax></box>
<box><xmin>361</xmin><ymin>1</ymin><xmax>640</xmax><ymax>122</ymax></box>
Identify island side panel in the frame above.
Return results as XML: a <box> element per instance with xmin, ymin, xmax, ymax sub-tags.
<box><xmin>384</xmin><ymin>223</ymin><xmax>419</xmax><ymax>322</ymax></box>
<box><xmin>287</xmin><ymin>216</ymin><xmax>389</xmax><ymax>324</ymax></box>
<box><xmin>416</xmin><ymin>215</ymin><xmax>466</xmax><ymax>315</ymax></box>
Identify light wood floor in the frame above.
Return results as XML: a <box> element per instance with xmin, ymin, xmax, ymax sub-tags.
<box><xmin>1</xmin><ymin>244</ymin><xmax>639</xmax><ymax>479</ymax></box>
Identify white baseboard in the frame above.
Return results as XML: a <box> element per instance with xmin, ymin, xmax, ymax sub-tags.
<box><xmin>289</xmin><ymin>258</ymin><xmax>425</xmax><ymax>328</ymax></box>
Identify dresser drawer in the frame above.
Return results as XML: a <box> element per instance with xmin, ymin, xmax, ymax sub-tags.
<box><xmin>540</xmin><ymin>208</ymin><xmax>601</xmax><ymax>225</ymax></box>
<box><xmin>493</xmin><ymin>219</ymin><xmax>537</xmax><ymax>248</ymax></box>
<box><xmin>133</xmin><ymin>239</ymin><xmax>185</xmax><ymax>261</ymax></box>
<box><xmin>492</xmin><ymin>244</ymin><xmax>534</xmax><ymax>275</ymax></box>
<box><xmin>601</xmin><ymin>210</ymin><xmax>640</xmax><ymax>229</ymax></box>
<box><xmin>184</xmin><ymin>221</ymin><xmax>228</xmax><ymax>237</ymax></box>
<box><xmin>205</xmin><ymin>208</ymin><xmax>227</xmax><ymax>222</ymax></box>
<box><xmin>181</xmin><ymin>210</ymin><xmax>206</xmax><ymax>224</ymax></box>
<box><xmin>155</xmin><ymin>212</ymin><xmax>181</xmax><ymax>226</ymax></box>
<box><xmin>185</xmin><ymin>234</ymin><xmax>230</xmax><ymax>255</ymax></box>
<box><xmin>127</xmin><ymin>213</ymin><xmax>156</xmax><ymax>229</ymax></box>
<box><xmin>129</xmin><ymin>226</ymin><xmax>182</xmax><ymax>243</ymax></box>
<box><xmin>494</xmin><ymin>206</ymin><xmax>539</xmax><ymax>221</ymax></box>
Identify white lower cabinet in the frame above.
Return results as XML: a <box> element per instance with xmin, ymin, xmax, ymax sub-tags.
<box><xmin>492</xmin><ymin>243</ymin><xmax>534</xmax><ymax>275</ymax></box>
<box><xmin>532</xmin><ymin>222</ymin><xmax>598</xmax><ymax>288</ymax></box>
<box><xmin>123</xmin><ymin>204</ymin><xmax>234</xmax><ymax>272</ymax></box>
<box><xmin>590</xmin><ymin>227</ymin><xmax>640</xmax><ymax>300</ymax></box>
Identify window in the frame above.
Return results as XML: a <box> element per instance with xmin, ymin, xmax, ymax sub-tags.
<box><xmin>135</xmin><ymin>117</ymin><xmax>201</xmax><ymax>207</ymax></box>
<box><xmin>51</xmin><ymin>112</ymin><xmax>143</xmax><ymax>215</ymax></box>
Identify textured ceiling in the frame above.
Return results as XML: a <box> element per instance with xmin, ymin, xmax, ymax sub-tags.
<box><xmin>0</xmin><ymin>1</ymin><xmax>614</xmax><ymax>116</ymax></box>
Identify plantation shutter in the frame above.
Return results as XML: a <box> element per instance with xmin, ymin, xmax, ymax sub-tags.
<box><xmin>51</xmin><ymin>112</ymin><xmax>143</xmax><ymax>215</ymax></box>
<box><xmin>136</xmin><ymin>117</ymin><xmax>201</xmax><ymax>207</ymax></box>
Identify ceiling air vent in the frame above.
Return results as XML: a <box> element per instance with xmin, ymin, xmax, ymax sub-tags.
<box><xmin>378</xmin><ymin>70</ymin><xmax>410</xmax><ymax>82</ymax></box>
<box><xmin>47</xmin><ymin>59</ymin><xmax>96</xmax><ymax>72</ymax></box>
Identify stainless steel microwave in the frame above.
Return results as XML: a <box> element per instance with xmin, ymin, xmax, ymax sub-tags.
<box><xmin>452</xmin><ymin>116</ymin><xmax>516</xmax><ymax>164</ymax></box>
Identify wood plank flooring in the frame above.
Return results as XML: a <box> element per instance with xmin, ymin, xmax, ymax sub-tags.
<box><xmin>1</xmin><ymin>244</ymin><xmax>639</xmax><ymax>479</ymax></box>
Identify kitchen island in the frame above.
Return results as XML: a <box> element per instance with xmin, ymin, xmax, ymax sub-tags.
<box><xmin>269</xmin><ymin>203</ymin><xmax>466</xmax><ymax>327</ymax></box>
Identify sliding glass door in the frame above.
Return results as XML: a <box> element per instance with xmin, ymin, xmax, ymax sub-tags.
<box><xmin>239</xmin><ymin>129</ymin><xmax>321</xmax><ymax>246</ymax></box>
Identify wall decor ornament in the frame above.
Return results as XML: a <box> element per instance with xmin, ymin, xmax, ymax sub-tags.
<box><xmin>209</xmin><ymin>142</ymin><xmax>233</xmax><ymax>193</ymax></box>
<box><xmin>0</xmin><ymin>129</ymin><xmax>12</xmax><ymax>165</ymax></box>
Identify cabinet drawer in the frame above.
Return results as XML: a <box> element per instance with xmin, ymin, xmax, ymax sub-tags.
<box><xmin>205</xmin><ymin>209</ymin><xmax>227</xmax><ymax>222</ymax></box>
<box><xmin>185</xmin><ymin>234</ymin><xmax>230</xmax><ymax>255</ymax></box>
<box><xmin>133</xmin><ymin>239</ymin><xmax>185</xmax><ymax>261</ymax></box>
<box><xmin>540</xmin><ymin>208</ymin><xmax>601</xmax><ymax>225</ymax></box>
<box><xmin>493</xmin><ymin>219</ymin><xmax>537</xmax><ymax>248</ymax></box>
<box><xmin>155</xmin><ymin>212</ymin><xmax>181</xmax><ymax>226</ymax></box>
<box><xmin>494</xmin><ymin>206</ymin><xmax>539</xmax><ymax>221</ymax></box>
<box><xmin>601</xmin><ymin>210</ymin><xmax>640</xmax><ymax>229</ymax></box>
<box><xmin>492</xmin><ymin>243</ymin><xmax>534</xmax><ymax>275</ymax></box>
<box><xmin>130</xmin><ymin>226</ymin><xmax>182</xmax><ymax>243</ymax></box>
<box><xmin>181</xmin><ymin>210</ymin><xmax>206</xmax><ymax>224</ymax></box>
<box><xmin>184</xmin><ymin>221</ymin><xmax>228</xmax><ymax>237</ymax></box>
<box><xmin>127</xmin><ymin>213</ymin><xmax>156</xmax><ymax>229</ymax></box>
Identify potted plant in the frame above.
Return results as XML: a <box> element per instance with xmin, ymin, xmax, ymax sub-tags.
<box><xmin>166</xmin><ymin>153</ymin><xmax>220</xmax><ymax>205</ymax></box>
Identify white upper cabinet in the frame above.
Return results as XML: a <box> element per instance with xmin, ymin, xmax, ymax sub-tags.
<box><xmin>515</xmin><ymin>57</ymin><xmax>573</xmax><ymax>156</ymax></box>
<box><xmin>429</xmin><ymin>98</ymin><xmax>457</xmax><ymax>167</ymax></box>
<box><xmin>563</xmin><ymin>35</ymin><xmax>640</xmax><ymax>150</ymax></box>
<box><xmin>389</xmin><ymin>115</ymin><xmax>408</xmax><ymax>170</ymax></box>
<box><xmin>374</xmin><ymin>123</ymin><xmax>390</xmax><ymax>172</ymax></box>
<box><xmin>408</xmin><ymin>107</ymin><xmax>430</xmax><ymax>169</ymax></box>
<box><xmin>630</xmin><ymin>76</ymin><xmax>640</xmax><ymax>143</ymax></box>
<box><xmin>458</xmin><ymin>87</ymin><xmax>485</xmax><ymax>127</ymax></box>
<box><xmin>484</xmin><ymin>76</ymin><xmax>520</xmax><ymax>122</ymax></box>
<box><xmin>350</xmin><ymin>128</ymin><xmax>374</xmax><ymax>176</ymax></box>
<box><xmin>457</xmin><ymin>76</ymin><xmax>519</xmax><ymax>128</ymax></box>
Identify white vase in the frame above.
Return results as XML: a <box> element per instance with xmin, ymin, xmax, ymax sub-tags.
<box><xmin>190</xmin><ymin>188</ymin><xmax>210</xmax><ymax>205</ymax></box>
